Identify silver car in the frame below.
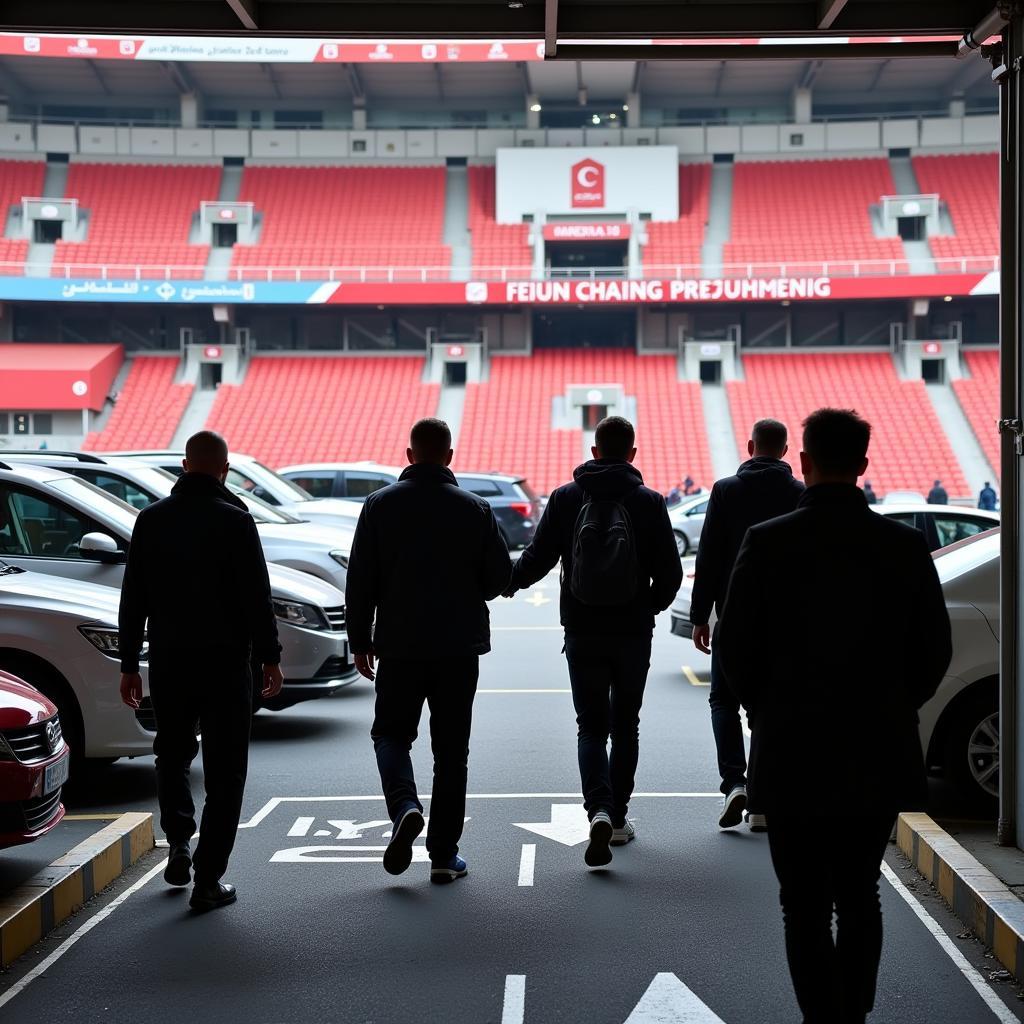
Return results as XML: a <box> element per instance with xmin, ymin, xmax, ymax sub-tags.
<box><xmin>0</xmin><ymin>461</ymin><xmax>356</xmax><ymax>711</ymax></box>
<box><xmin>668</xmin><ymin>493</ymin><xmax>710</xmax><ymax>557</ymax></box>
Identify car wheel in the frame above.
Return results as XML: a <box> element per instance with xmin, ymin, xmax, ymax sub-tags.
<box><xmin>674</xmin><ymin>531</ymin><xmax>689</xmax><ymax>557</ymax></box>
<box><xmin>944</xmin><ymin>692</ymin><xmax>999</xmax><ymax>802</ymax></box>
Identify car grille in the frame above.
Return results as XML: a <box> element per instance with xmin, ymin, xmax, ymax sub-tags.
<box><xmin>134</xmin><ymin>697</ymin><xmax>157</xmax><ymax>733</ymax></box>
<box><xmin>324</xmin><ymin>606</ymin><xmax>346</xmax><ymax>631</ymax></box>
<box><xmin>2</xmin><ymin>716</ymin><xmax>62</xmax><ymax>764</ymax></box>
<box><xmin>0</xmin><ymin>789</ymin><xmax>63</xmax><ymax>834</ymax></box>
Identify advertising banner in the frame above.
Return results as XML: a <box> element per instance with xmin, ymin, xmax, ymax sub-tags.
<box><xmin>542</xmin><ymin>223</ymin><xmax>631</xmax><ymax>241</ymax></box>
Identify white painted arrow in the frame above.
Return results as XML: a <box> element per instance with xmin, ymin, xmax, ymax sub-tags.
<box><xmin>624</xmin><ymin>973</ymin><xmax>727</xmax><ymax>1023</ymax></box>
<box><xmin>513</xmin><ymin>804</ymin><xmax>590</xmax><ymax>847</ymax></box>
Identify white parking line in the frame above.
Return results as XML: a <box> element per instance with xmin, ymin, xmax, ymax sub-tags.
<box><xmin>479</xmin><ymin>689</ymin><xmax>572</xmax><ymax>694</ymax></box>
<box><xmin>518</xmin><ymin>844</ymin><xmax>536</xmax><ymax>887</ymax></box>
<box><xmin>880</xmin><ymin>862</ymin><xmax>1019</xmax><ymax>1023</ymax></box>
<box><xmin>502</xmin><ymin>974</ymin><xmax>527</xmax><ymax>1024</ymax></box>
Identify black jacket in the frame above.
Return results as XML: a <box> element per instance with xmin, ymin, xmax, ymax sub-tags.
<box><xmin>689</xmin><ymin>457</ymin><xmax>804</xmax><ymax>626</ymax></box>
<box><xmin>118</xmin><ymin>472</ymin><xmax>281</xmax><ymax>673</ymax></box>
<box><xmin>928</xmin><ymin>486</ymin><xmax>949</xmax><ymax>505</ymax></box>
<box><xmin>511</xmin><ymin>459</ymin><xmax>682</xmax><ymax>636</ymax></box>
<box><xmin>344</xmin><ymin>462</ymin><xmax>512</xmax><ymax>659</ymax></box>
<box><xmin>716</xmin><ymin>484</ymin><xmax>952</xmax><ymax>816</ymax></box>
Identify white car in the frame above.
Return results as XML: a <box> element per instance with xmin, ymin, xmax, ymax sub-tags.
<box><xmin>668</xmin><ymin>493</ymin><xmax>710</xmax><ymax>557</ymax></box>
<box><xmin>278</xmin><ymin>461</ymin><xmax>404</xmax><ymax>502</ymax></box>
<box><xmin>0</xmin><ymin>460</ymin><xmax>356</xmax><ymax>713</ymax></box>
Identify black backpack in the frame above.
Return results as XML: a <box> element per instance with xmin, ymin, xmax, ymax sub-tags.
<box><xmin>569</xmin><ymin>497</ymin><xmax>639</xmax><ymax>606</ymax></box>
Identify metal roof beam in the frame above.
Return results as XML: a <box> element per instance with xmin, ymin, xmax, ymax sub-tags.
<box><xmin>867</xmin><ymin>59</ymin><xmax>891</xmax><ymax>90</ymax></box>
<box><xmin>160</xmin><ymin>60</ymin><xmax>198</xmax><ymax>95</ymax></box>
<box><xmin>555</xmin><ymin>41</ymin><xmax>958</xmax><ymax>61</ymax></box>
<box><xmin>817</xmin><ymin>0</ymin><xmax>850</xmax><ymax>30</ymax></box>
<box><xmin>544</xmin><ymin>0</ymin><xmax>559</xmax><ymax>58</ymax></box>
<box><xmin>85</xmin><ymin>59</ymin><xmax>111</xmax><ymax>95</ymax></box>
<box><xmin>225</xmin><ymin>0</ymin><xmax>258</xmax><ymax>30</ymax></box>
<box><xmin>260</xmin><ymin>62</ymin><xmax>281</xmax><ymax>99</ymax></box>
<box><xmin>342</xmin><ymin>63</ymin><xmax>365</xmax><ymax>100</ymax></box>
<box><xmin>0</xmin><ymin>60</ymin><xmax>29</xmax><ymax>101</ymax></box>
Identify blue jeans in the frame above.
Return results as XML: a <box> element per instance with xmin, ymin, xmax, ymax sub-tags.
<box><xmin>709</xmin><ymin>644</ymin><xmax>748</xmax><ymax>796</ymax></box>
<box><xmin>564</xmin><ymin>633</ymin><xmax>652</xmax><ymax>826</ymax></box>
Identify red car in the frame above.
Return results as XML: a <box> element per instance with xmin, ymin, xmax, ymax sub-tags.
<box><xmin>0</xmin><ymin>670</ymin><xmax>69</xmax><ymax>849</ymax></box>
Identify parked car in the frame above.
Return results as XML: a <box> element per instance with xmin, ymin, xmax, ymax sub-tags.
<box><xmin>279</xmin><ymin>462</ymin><xmax>543</xmax><ymax>548</ymax></box>
<box><xmin>0</xmin><ymin>461</ymin><xmax>356</xmax><ymax>712</ymax></box>
<box><xmin>0</xmin><ymin>669</ymin><xmax>69</xmax><ymax>848</ymax></box>
<box><xmin>668</xmin><ymin>493</ymin><xmax>711</xmax><ymax>557</ymax></box>
<box><xmin>0</xmin><ymin>453</ymin><xmax>354</xmax><ymax>591</ymax></box>
<box><xmin>106</xmin><ymin>450</ymin><xmax>362</xmax><ymax>529</ymax></box>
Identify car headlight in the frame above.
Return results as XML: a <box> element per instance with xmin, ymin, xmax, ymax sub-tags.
<box><xmin>78</xmin><ymin>625</ymin><xmax>149</xmax><ymax>662</ymax></box>
<box><xmin>272</xmin><ymin>599</ymin><xmax>327</xmax><ymax>629</ymax></box>
<box><xmin>329</xmin><ymin>550</ymin><xmax>349</xmax><ymax>569</ymax></box>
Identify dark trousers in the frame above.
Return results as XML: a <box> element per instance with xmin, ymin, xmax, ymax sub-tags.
<box><xmin>709</xmin><ymin>643</ymin><xmax>748</xmax><ymax>795</ymax></box>
<box><xmin>370</xmin><ymin>656</ymin><xmax>479</xmax><ymax>865</ymax></box>
<box><xmin>148</xmin><ymin>651</ymin><xmax>252</xmax><ymax>884</ymax></box>
<box><xmin>768</xmin><ymin>814</ymin><xmax>897</xmax><ymax>1024</ymax></box>
<box><xmin>564</xmin><ymin>633</ymin><xmax>651</xmax><ymax>825</ymax></box>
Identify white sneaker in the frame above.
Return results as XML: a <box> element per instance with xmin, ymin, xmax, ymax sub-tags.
<box><xmin>585</xmin><ymin>811</ymin><xmax>614</xmax><ymax>867</ymax></box>
<box><xmin>611</xmin><ymin>819</ymin><xmax>636</xmax><ymax>846</ymax></box>
<box><xmin>747</xmin><ymin>813</ymin><xmax>768</xmax><ymax>833</ymax></box>
<box><xmin>718</xmin><ymin>785</ymin><xmax>747</xmax><ymax>829</ymax></box>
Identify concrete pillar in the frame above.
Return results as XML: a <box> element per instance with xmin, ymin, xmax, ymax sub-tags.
<box><xmin>949</xmin><ymin>94</ymin><xmax>967</xmax><ymax>118</ymax></box>
<box><xmin>791</xmin><ymin>86</ymin><xmax>813</xmax><ymax>124</ymax></box>
<box><xmin>526</xmin><ymin>94</ymin><xmax>541</xmax><ymax>130</ymax></box>
<box><xmin>532</xmin><ymin>212</ymin><xmax>546</xmax><ymax>277</ymax></box>
<box><xmin>180</xmin><ymin>92</ymin><xmax>200</xmax><ymax>129</ymax></box>
<box><xmin>0</xmin><ymin>101</ymin><xmax>9</xmax><ymax>123</ymax></box>
<box><xmin>625</xmin><ymin>91</ymin><xmax>640</xmax><ymax>128</ymax></box>
<box><xmin>353</xmin><ymin>97</ymin><xmax>367</xmax><ymax>132</ymax></box>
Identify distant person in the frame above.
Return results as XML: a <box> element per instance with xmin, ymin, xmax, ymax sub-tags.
<box><xmin>345</xmin><ymin>418</ymin><xmax>511</xmax><ymax>884</ymax></box>
<box><xmin>927</xmin><ymin>479</ymin><xmax>949</xmax><ymax>505</ymax></box>
<box><xmin>979</xmin><ymin>481</ymin><xmax>997</xmax><ymax>511</ymax></box>
<box><xmin>690</xmin><ymin>418</ymin><xmax>804</xmax><ymax>831</ymax></box>
<box><xmin>666</xmin><ymin>483</ymin><xmax>683</xmax><ymax>507</ymax></box>
<box><xmin>503</xmin><ymin>416</ymin><xmax>681</xmax><ymax>867</ymax></box>
<box><xmin>119</xmin><ymin>430</ymin><xmax>283</xmax><ymax>913</ymax></box>
<box><xmin>862</xmin><ymin>480</ymin><xmax>878</xmax><ymax>505</ymax></box>
<box><xmin>683</xmin><ymin>476</ymin><xmax>699</xmax><ymax>496</ymax></box>
<box><xmin>717</xmin><ymin>408</ymin><xmax>951</xmax><ymax>1024</ymax></box>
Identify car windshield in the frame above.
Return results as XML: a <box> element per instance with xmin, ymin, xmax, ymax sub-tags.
<box><xmin>253</xmin><ymin>461</ymin><xmax>312</xmax><ymax>501</ymax></box>
<box><xmin>48</xmin><ymin>476</ymin><xmax>139</xmax><ymax>532</ymax></box>
<box><xmin>934</xmin><ymin>528</ymin><xmax>1000</xmax><ymax>584</ymax></box>
<box><xmin>228</xmin><ymin>485</ymin><xmax>303</xmax><ymax>524</ymax></box>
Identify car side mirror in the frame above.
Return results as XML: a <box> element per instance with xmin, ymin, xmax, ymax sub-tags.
<box><xmin>79</xmin><ymin>532</ymin><xmax>126</xmax><ymax>564</ymax></box>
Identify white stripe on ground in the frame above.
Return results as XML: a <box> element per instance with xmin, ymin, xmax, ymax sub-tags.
<box><xmin>502</xmin><ymin>974</ymin><xmax>527</xmax><ymax>1024</ymax></box>
<box><xmin>478</xmin><ymin>689</ymin><xmax>572</xmax><ymax>694</ymax></box>
<box><xmin>880</xmin><ymin>862</ymin><xmax>1019</xmax><ymax>1024</ymax></box>
<box><xmin>0</xmin><ymin>855</ymin><xmax>168</xmax><ymax>1011</ymax></box>
<box><xmin>518</xmin><ymin>844</ymin><xmax>536</xmax><ymax>886</ymax></box>
<box><xmin>491</xmin><ymin>626</ymin><xmax>563</xmax><ymax>631</ymax></box>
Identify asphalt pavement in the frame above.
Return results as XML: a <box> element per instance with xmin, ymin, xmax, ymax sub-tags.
<box><xmin>0</xmin><ymin>566</ymin><xmax>1019</xmax><ymax>1023</ymax></box>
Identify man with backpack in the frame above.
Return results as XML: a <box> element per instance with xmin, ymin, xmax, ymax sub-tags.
<box><xmin>504</xmin><ymin>416</ymin><xmax>681</xmax><ymax>868</ymax></box>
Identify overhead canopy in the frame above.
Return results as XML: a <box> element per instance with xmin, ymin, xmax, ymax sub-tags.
<box><xmin>0</xmin><ymin>343</ymin><xmax>123</xmax><ymax>411</ymax></box>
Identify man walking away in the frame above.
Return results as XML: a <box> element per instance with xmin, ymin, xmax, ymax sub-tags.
<box><xmin>505</xmin><ymin>416</ymin><xmax>681</xmax><ymax>868</ymax></box>
<box><xmin>927</xmin><ymin>479</ymin><xmax>949</xmax><ymax>505</ymax></box>
<box><xmin>119</xmin><ymin>431</ymin><xmax>283</xmax><ymax>913</ymax></box>
<box><xmin>862</xmin><ymin>480</ymin><xmax>878</xmax><ymax>505</ymax></box>
<box><xmin>979</xmin><ymin>481</ymin><xmax>998</xmax><ymax>511</ymax></box>
<box><xmin>346</xmin><ymin>418</ymin><xmax>512</xmax><ymax>884</ymax></box>
<box><xmin>690</xmin><ymin>418</ymin><xmax>803</xmax><ymax>831</ymax></box>
<box><xmin>717</xmin><ymin>408</ymin><xmax>951</xmax><ymax>1024</ymax></box>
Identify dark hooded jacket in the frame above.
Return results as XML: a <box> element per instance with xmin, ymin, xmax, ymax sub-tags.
<box><xmin>511</xmin><ymin>459</ymin><xmax>682</xmax><ymax>635</ymax></box>
<box><xmin>119</xmin><ymin>472</ymin><xmax>280</xmax><ymax>673</ymax></box>
<box><xmin>689</xmin><ymin>456</ymin><xmax>805</xmax><ymax>627</ymax></box>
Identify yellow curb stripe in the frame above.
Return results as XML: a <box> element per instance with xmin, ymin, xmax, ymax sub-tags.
<box><xmin>682</xmin><ymin>665</ymin><xmax>709</xmax><ymax>687</ymax></box>
<box><xmin>0</xmin><ymin>812</ymin><xmax>154</xmax><ymax>968</ymax></box>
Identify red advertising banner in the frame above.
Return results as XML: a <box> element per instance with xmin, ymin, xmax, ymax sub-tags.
<box><xmin>571</xmin><ymin>159</ymin><xmax>605</xmax><ymax>209</ymax></box>
<box><xmin>542</xmin><ymin>223</ymin><xmax>631</xmax><ymax>241</ymax></box>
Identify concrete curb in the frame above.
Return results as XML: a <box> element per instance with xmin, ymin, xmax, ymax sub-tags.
<box><xmin>0</xmin><ymin>811</ymin><xmax>154</xmax><ymax>968</ymax></box>
<box><xmin>897</xmin><ymin>811</ymin><xmax>1024</xmax><ymax>980</ymax></box>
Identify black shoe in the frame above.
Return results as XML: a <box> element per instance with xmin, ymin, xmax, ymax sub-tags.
<box><xmin>383</xmin><ymin>806</ymin><xmax>425</xmax><ymax>876</ymax></box>
<box><xmin>164</xmin><ymin>841</ymin><xmax>192</xmax><ymax>887</ymax></box>
<box><xmin>189</xmin><ymin>880</ymin><xmax>237</xmax><ymax>913</ymax></box>
<box><xmin>584</xmin><ymin>811</ymin><xmax>614</xmax><ymax>868</ymax></box>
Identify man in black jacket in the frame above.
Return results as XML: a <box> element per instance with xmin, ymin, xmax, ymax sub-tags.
<box><xmin>119</xmin><ymin>431</ymin><xmax>283</xmax><ymax>913</ymax></box>
<box><xmin>691</xmin><ymin>418</ymin><xmax>804</xmax><ymax>830</ymax></box>
<box><xmin>506</xmin><ymin>416</ymin><xmax>681</xmax><ymax>868</ymax></box>
<box><xmin>345</xmin><ymin>418</ymin><xmax>512</xmax><ymax>884</ymax></box>
<box><xmin>717</xmin><ymin>408</ymin><xmax>951</xmax><ymax>1024</ymax></box>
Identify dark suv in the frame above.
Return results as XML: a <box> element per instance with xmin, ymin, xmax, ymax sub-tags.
<box><xmin>456</xmin><ymin>473</ymin><xmax>542</xmax><ymax>550</ymax></box>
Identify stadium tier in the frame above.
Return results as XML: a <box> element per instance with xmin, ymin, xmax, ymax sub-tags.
<box><xmin>204</xmin><ymin>355</ymin><xmax>440</xmax><ymax>467</ymax></box>
<box><xmin>953</xmin><ymin>349</ymin><xmax>1000</xmax><ymax>480</ymax></box>
<box><xmin>641</xmin><ymin>163</ymin><xmax>712</xmax><ymax>273</ymax></box>
<box><xmin>457</xmin><ymin>351</ymin><xmax>713</xmax><ymax>495</ymax></box>
<box><xmin>53</xmin><ymin>163</ymin><xmax>219</xmax><ymax>279</ymax></box>
<box><xmin>912</xmin><ymin>153</ymin><xmax>1000</xmax><ymax>267</ymax></box>
<box><xmin>723</xmin><ymin>158</ymin><xmax>905</xmax><ymax>273</ymax></box>
<box><xmin>468</xmin><ymin>165</ymin><xmax>532</xmax><ymax>278</ymax></box>
<box><xmin>231</xmin><ymin>166</ymin><xmax>450</xmax><ymax>277</ymax></box>
<box><xmin>0</xmin><ymin>159</ymin><xmax>45</xmax><ymax>275</ymax></box>
<box><xmin>84</xmin><ymin>356</ymin><xmax>193</xmax><ymax>451</ymax></box>
<box><xmin>726</xmin><ymin>352</ymin><xmax>969</xmax><ymax>497</ymax></box>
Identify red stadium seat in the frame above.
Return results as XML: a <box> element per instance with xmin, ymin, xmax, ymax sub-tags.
<box><xmin>467</xmin><ymin>165</ymin><xmax>532</xmax><ymax>279</ymax></box>
<box><xmin>953</xmin><ymin>349</ymin><xmax>999</xmax><ymax>479</ymax></box>
<box><xmin>0</xmin><ymin>160</ymin><xmax>46</xmax><ymax>275</ymax></box>
<box><xmin>913</xmin><ymin>153</ymin><xmax>999</xmax><ymax>265</ymax></box>
<box><xmin>641</xmin><ymin>164</ymin><xmax>711</xmax><ymax>275</ymax></box>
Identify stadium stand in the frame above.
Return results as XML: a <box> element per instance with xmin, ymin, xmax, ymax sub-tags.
<box><xmin>641</xmin><ymin>163</ymin><xmax>712</xmax><ymax>274</ymax></box>
<box><xmin>457</xmin><ymin>350</ymin><xmax>712</xmax><ymax>495</ymax></box>
<box><xmin>204</xmin><ymin>355</ymin><xmax>439</xmax><ymax>466</ymax></box>
<box><xmin>726</xmin><ymin>352</ymin><xmax>968</xmax><ymax>496</ymax></box>
<box><xmin>53</xmin><ymin>163</ymin><xmax>218</xmax><ymax>279</ymax></box>
<box><xmin>723</xmin><ymin>158</ymin><xmax>905</xmax><ymax>273</ymax></box>
<box><xmin>467</xmin><ymin>165</ymin><xmax>532</xmax><ymax>278</ymax></box>
<box><xmin>231</xmin><ymin>166</ymin><xmax>450</xmax><ymax>278</ymax></box>
<box><xmin>0</xmin><ymin>159</ymin><xmax>46</xmax><ymax>275</ymax></box>
<box><xmin>953</xmin><ymin>348</ymin><xmax>999</xmax><ymax>478</ymax></box>
<box><xmin>84</xmin><ymin>356</ymin><xmax>193</xmax><ymax>450</ymax></box>
<box><xmin>913</xmin><ymin>153</ymin><xmax>1000</xmax><ymax>267</ymax></box>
